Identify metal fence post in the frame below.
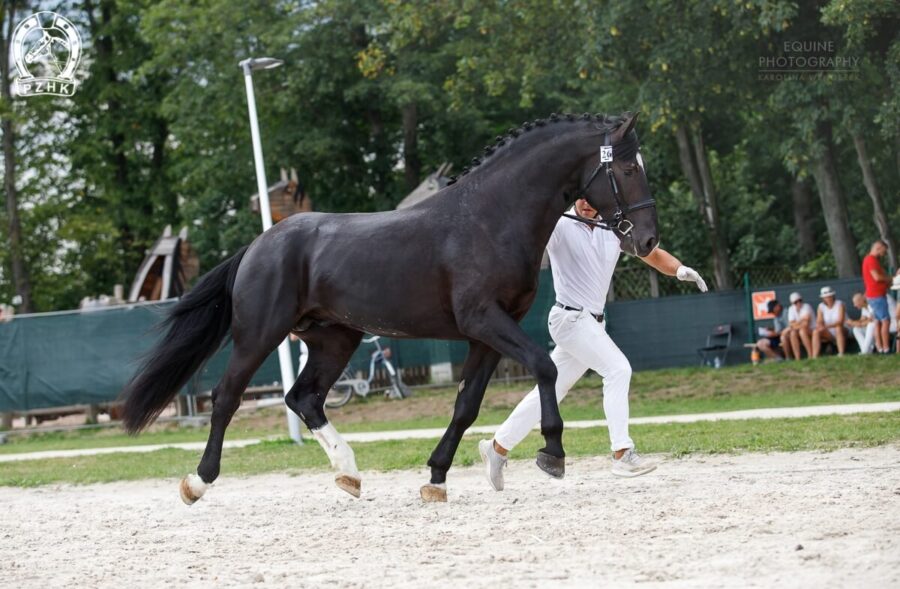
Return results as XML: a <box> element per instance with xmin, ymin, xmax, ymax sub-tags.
<box><xmin>743</xmin><ymin>272</ymin><xmax>755</xmax><ymax>343</ymax></box>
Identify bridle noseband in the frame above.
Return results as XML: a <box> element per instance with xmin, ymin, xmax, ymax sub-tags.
<box><xmin>563</xmin><ymin>131</ymin><xmax>656</xmax><ymax>237</ymax></box>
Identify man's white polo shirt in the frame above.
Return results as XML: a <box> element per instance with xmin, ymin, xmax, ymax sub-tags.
<box><xmin>547</xmin><ymin>211</ymin><xmax>621</xmax><ymax>316</ymax></box>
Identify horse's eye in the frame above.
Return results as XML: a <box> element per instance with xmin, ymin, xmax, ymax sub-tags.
<box><xmin>624</xmin><ymin>163</ymin><xmax>638</xmax><ymax>177</ymax></box>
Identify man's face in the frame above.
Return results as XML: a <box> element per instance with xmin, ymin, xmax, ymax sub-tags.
<box><xmin>793</xmin><ymin>298</ymin><xmax>803</xmax><ymax>310</ymax></box>
<box><xmin>574</xmin><ymin>198</ymin><xmax>598</xmax><ymax>219</ymax></box>
<box><xmin>773</xmin><ymin>303</ymin><xmax>783</xmax><ymax>316</ymax></box>
<box><xmin>822</xmin><ymin>295</ymin><xmax>835</xmax><ymax>307</ymax></box>
<box><xmin>873</xmin><ymin>242</ymin><xmax>887</xmax><ymax>257</ymax></box>
<box><xmin>852</xmin><ymin>295</ymin><xmax>865</xmax><ymax>309</ymax></box>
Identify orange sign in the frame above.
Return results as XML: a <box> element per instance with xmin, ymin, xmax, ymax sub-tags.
<box><xmin>752</xmin><ymin>290</ymin><xmax>777</xmax><ymax>320</ymax></box>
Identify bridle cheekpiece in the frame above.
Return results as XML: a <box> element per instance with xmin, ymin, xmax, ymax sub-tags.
<box><xmin>563</xmin><ymin>130</ymin><xmax>656</xmax><ymax>236</ymax></box>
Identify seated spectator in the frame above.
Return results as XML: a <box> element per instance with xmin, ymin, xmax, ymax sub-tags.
<box><xmin>846</xmin><ymin>293</ymin><xmax>876</xmax><ymax>354</ymax></box>
<box><xmin>783</xmin><ymin>291</ymin><xmax>815</xmax><ymax>360</ymax></box>
<box><xmin>756</xmin><ymin>299</ymin><xmax>786</xmax><ymax>361</ymax></box>
<box><xmin>812</xmin><ymin>286</ymin><xmax>846</xmax><ymax>357</ymax></box>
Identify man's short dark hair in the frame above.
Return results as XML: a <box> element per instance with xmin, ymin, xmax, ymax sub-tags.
<box><xmin>767</xmin><ymin>300</ymin><xmax>780</xmax><ymax>313</ymax></box>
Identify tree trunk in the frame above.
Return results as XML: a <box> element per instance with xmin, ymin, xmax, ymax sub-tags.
<box><xmin>790</xmin><ymin>175</ymin><xmax>817</xmax><ymax>259</ymax></box>
<box><xmin>350</xmin><ymin>24</ymin><xmax>390</xmax><ymax>201</ymax></box>
<box><xmin>674</xmin><ymin>125</ymin><xmax>732</xmax><ymax>290</ymax></box>
<box><xmin>94</xmin><ymin>0</ymin><xmax>137</xmax><ymax>277</ymax></box>
<box><xmin>152</xmin><ymin>118</ymin><xmax>176</xmax><ymax>223</ymax></box>
<box><xmin>402</xmin><ymin>102</ymin><xmax>421</xmax><ymax>192</ymax></box>
<box><xmin>852</xmin><ymin>132</ymin><xmax>897</xmax><ymax>271</ymax></box>
<box><xmin>809</xmin><ymin>122</ymin><xmax>859</xmax><ymax>278</ymax></box>
<box><xmin>0</xmin><ymin>1</ymin><xmax>33</xmax><ymax>312</ymax></box>
<box><xmin>690</xmin><ymin>126</ymin><xmax>733</xmax><ymax>290</ymax></box>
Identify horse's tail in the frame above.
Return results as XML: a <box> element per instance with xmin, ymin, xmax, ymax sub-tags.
<box><xmin>120</xmin><ymin>246</ymin><xmax>249</xmax><ymax>433</ymax></box>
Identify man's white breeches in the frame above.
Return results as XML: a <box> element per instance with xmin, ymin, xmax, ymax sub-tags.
<box><xmin>494</xmin><ymin>306</ymin><xmax>634</xmax><ymax>453</ymax></box>
<box><xmin>852</xmin><ymin>324</ymin><xmax>875</xmax><ymax>354</ymax></box>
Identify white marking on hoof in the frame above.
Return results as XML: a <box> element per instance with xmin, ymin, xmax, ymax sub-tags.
<box><xmin>420</xmin><ymin>483</ymin><xmax>447</xmax><ymax>503</ymax></box>
<box><xmin>179</xmin><ymin>473</ymin><xmax>207</xmax><ymax>505</ymax></box>
<box><xmin>335</xmin><ymin>473</ymin><xmax>362</xmax><ymax>498</ymax></box>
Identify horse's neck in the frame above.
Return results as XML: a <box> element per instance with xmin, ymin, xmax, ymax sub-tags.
<box><xmin>461</xmin><ymin>131</ymin><xmax>593</xmax><ymax>249</ymax></box>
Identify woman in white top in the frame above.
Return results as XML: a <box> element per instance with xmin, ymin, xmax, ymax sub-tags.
<box><xmin>784</xmin><ymin>291</ymin><xmax>816</xmax><ymax>359</ymax></box>
<box><xmin>813</xmin><ymin>286</ymin><xmax>846</xmax><ymax>357</ymax></box>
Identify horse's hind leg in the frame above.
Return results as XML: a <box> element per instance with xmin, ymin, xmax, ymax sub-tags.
<box><xmin>182</xmin><ymin>340</ymin><xmax>274</xmax><ymax>504</ymax></box>
<box><xmin>283</xmin><ymin>324</ymin><xmax>363</xmax><ymax>497</ymax></box>
<box><xmin>421</xmin><ymin>342</ymin><xmax>501</xmax><ymax>502</ymax></box>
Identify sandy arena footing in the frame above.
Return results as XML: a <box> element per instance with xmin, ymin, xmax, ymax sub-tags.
<box><xmin>2</xmin><ymin>446</ymin><xmax>899</xmax><ymax>588</ymax></box>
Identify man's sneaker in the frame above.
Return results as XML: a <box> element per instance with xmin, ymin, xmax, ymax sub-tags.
<box><xmin>611</xmin><ymin>448</ymin><xmax>657</xmax><ymax>478</ymax></box>
<box><xmin>479</xmin><ymin>439</ymin><xmax>508</xmax><ymax>491</ymax></box>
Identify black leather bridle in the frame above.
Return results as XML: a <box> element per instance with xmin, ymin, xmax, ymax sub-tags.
<box><xmin>563</xmin><ymin>132</ymin><xmax>656</xmax><ymax>237</ymax></box>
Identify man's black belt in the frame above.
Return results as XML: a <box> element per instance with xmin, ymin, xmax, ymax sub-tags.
<box><xmin>554</xmin><ymin>302</ymin><xmax>604</xmax><ymax>323</ymax></box>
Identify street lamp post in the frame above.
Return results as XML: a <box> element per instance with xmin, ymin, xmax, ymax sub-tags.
<box><xmin>239</xmin><ymin>56</ymin><xmax>303</xmax><ymax>444</ymax></box>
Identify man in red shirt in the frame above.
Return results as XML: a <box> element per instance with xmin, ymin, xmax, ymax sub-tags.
<box><xmin>862</xmin><ymin>240</ymin><xmax>892</xmax><ymax>353</ymax></box>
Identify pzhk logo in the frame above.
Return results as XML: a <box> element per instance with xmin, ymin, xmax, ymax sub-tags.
<box><xmin>13</xmin><ymin>11</ymin><xmax>82</xmax><ymax>97</ymax></box>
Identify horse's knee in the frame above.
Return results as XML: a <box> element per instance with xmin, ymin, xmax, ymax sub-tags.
<box><xmin>450</xmin><ymin>406</ymin><xmax>479</xmax><ymax>433</ymax></box>
<box><xmin>533</xmin><ymin>354</ymin><xmax>558</xmax><ymax>386</ymax></box>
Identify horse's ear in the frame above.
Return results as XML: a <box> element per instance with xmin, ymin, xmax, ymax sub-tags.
<box><xmin>613</xmin><ymin>112</ymin><xmax>640</xmax><ymax>141</ymax></box>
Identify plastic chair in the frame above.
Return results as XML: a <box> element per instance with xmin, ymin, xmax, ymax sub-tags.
<box><xmin>698</xmin><ymin>324</ymin><xmax>732</xmax><ymax>368</ymax></box>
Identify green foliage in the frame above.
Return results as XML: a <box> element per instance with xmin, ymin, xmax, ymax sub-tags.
<box><xmin>1</xmin><ymin>0</ymin><xmax>897</xmax><ymax>309</ymax></box>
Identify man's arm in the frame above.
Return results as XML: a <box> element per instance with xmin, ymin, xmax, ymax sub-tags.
<box><xmin>639</xmin><ymin>247</ymin><xmax>708</xmax><ymax>292</ymax></box>
<box><xmin>866</xmin><ymin>258</ymin><xmax>890</xmax><ymax>283</ymax></box>
<box><xmin>871</xmin><ymin>267</ymin><xmax>890</xmax><ymax>283</ymax></box>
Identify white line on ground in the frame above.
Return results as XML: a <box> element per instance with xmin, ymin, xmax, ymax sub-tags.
<box><xmin>1</xmin><ymin>401</ymin><xmax>897</xmax><ymax>463</ymax></box>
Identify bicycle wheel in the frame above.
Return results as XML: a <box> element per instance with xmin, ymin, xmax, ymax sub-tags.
<box><xmin>325</xmin><ymin>369</ymin><xmax>354</xmax><ymax>409</ymax></box>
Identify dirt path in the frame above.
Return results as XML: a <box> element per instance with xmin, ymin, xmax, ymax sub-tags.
<box><xmin>3</xmin><ymin>446</ymin><xmax>899</xmax><ymax>588</ymax></box>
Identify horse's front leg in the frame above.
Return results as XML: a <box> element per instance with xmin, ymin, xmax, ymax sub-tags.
<box><xmin>421</xmin><ymin>342</ymin><xmax>501</xmax><ymax>502</ymax></box>
<box><xmin>458</xmin><ymin>305</ymin><xmax>566</xmax><ymax>477</ymax></box>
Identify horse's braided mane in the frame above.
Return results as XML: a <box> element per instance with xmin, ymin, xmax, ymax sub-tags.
<box><xmin>446</xmin><ymin>112</ymin><xmax>631</xmax><ymax>185</ymax></box>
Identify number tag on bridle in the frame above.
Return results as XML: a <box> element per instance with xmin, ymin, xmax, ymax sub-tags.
<box><xmin>600</xmin><ymin>145</ymin><xmax>613</xmax><ymax>163</ymax></box>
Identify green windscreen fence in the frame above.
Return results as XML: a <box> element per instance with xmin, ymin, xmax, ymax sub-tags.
<box><xmin>0</xmin><ymin>273</ymin><xmax>865</xmax><ymax>412</ymax></box>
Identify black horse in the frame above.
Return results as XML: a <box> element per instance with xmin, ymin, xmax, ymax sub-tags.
<box><xmin>121</xmin><ymin>112</ymin><xmax>658</xmax><ymax>503</ymax></box>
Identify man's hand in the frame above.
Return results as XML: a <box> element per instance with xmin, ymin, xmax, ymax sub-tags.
<box><xmin>676</xmin><ymin>265</ymin><xmax>708</xmax><ymax>292</ymax></box>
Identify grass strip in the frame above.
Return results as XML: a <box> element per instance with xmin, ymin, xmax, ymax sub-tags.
<box><xmin>2</xmin><ymin>412</ymin><xmax>896</xmax><ymax>488</ymax></box>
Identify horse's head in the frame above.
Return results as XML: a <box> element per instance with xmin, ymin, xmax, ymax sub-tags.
<box><xmin>579</xmin><ymin>113</ymin><xmax>658</xmax><ymax>257</ymax></box>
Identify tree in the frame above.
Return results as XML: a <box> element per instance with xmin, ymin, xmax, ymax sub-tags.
<box><xmin>0</xmin><ymin>0</ymin><xmax>33</xmax><ymax>312</ymax></box>
<box><xmin>823</xmin><ymin>0</ymin><xmax>900</xmax><ymax>270</ymax></box>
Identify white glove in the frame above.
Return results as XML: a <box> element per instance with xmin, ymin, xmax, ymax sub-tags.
<box><xmin>676</xmin><ymin>265</ymin><xmax>708</xmax><ymax>292</ymax></box>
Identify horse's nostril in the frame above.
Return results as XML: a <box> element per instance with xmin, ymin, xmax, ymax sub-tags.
<box><xmin>645</xmin><ymin>236</ymin><xmax>657</xmax><ymax>252</ymax></box>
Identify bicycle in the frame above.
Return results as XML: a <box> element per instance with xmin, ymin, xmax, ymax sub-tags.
<box><xmin>325</xmin><ymin>335</ymin><xmax>412</xmax><ymax>408</ymax></box>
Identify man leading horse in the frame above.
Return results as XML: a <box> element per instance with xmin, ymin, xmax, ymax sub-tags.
<box><xmin>480</xmin><ymin>195</ymin><xmax>707</xmax><ymax>489</ymax></box>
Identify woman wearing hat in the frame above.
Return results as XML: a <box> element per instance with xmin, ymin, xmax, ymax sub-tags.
<box><xmin>784</xmin><ymin>291</ymin><xmax>815</xmax><ymax>359</ymax></box>
<box><xmin>813</xmin><ymin>286</ymin><xmax>846</xmax><ymax>357</ymax></box>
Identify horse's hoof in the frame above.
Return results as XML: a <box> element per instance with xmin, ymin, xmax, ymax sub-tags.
<box><xmin>536</xmin><ymin>451</ymin><xmax>565</xmax><ymax>479</ymax></box>
<box><xmin>335</xmin><ymin>474</ymin><xmax>361</xmax><ymax>498</ymax></box>
<box><xmin>420</xmin><ymin>483</ymin><xmax>447</xmax><ymax>503</ymax></box>
<box><xmin>179</xmin><ymin>473</ymin><xmax>208</xmax><ymax>505</ymax></box>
